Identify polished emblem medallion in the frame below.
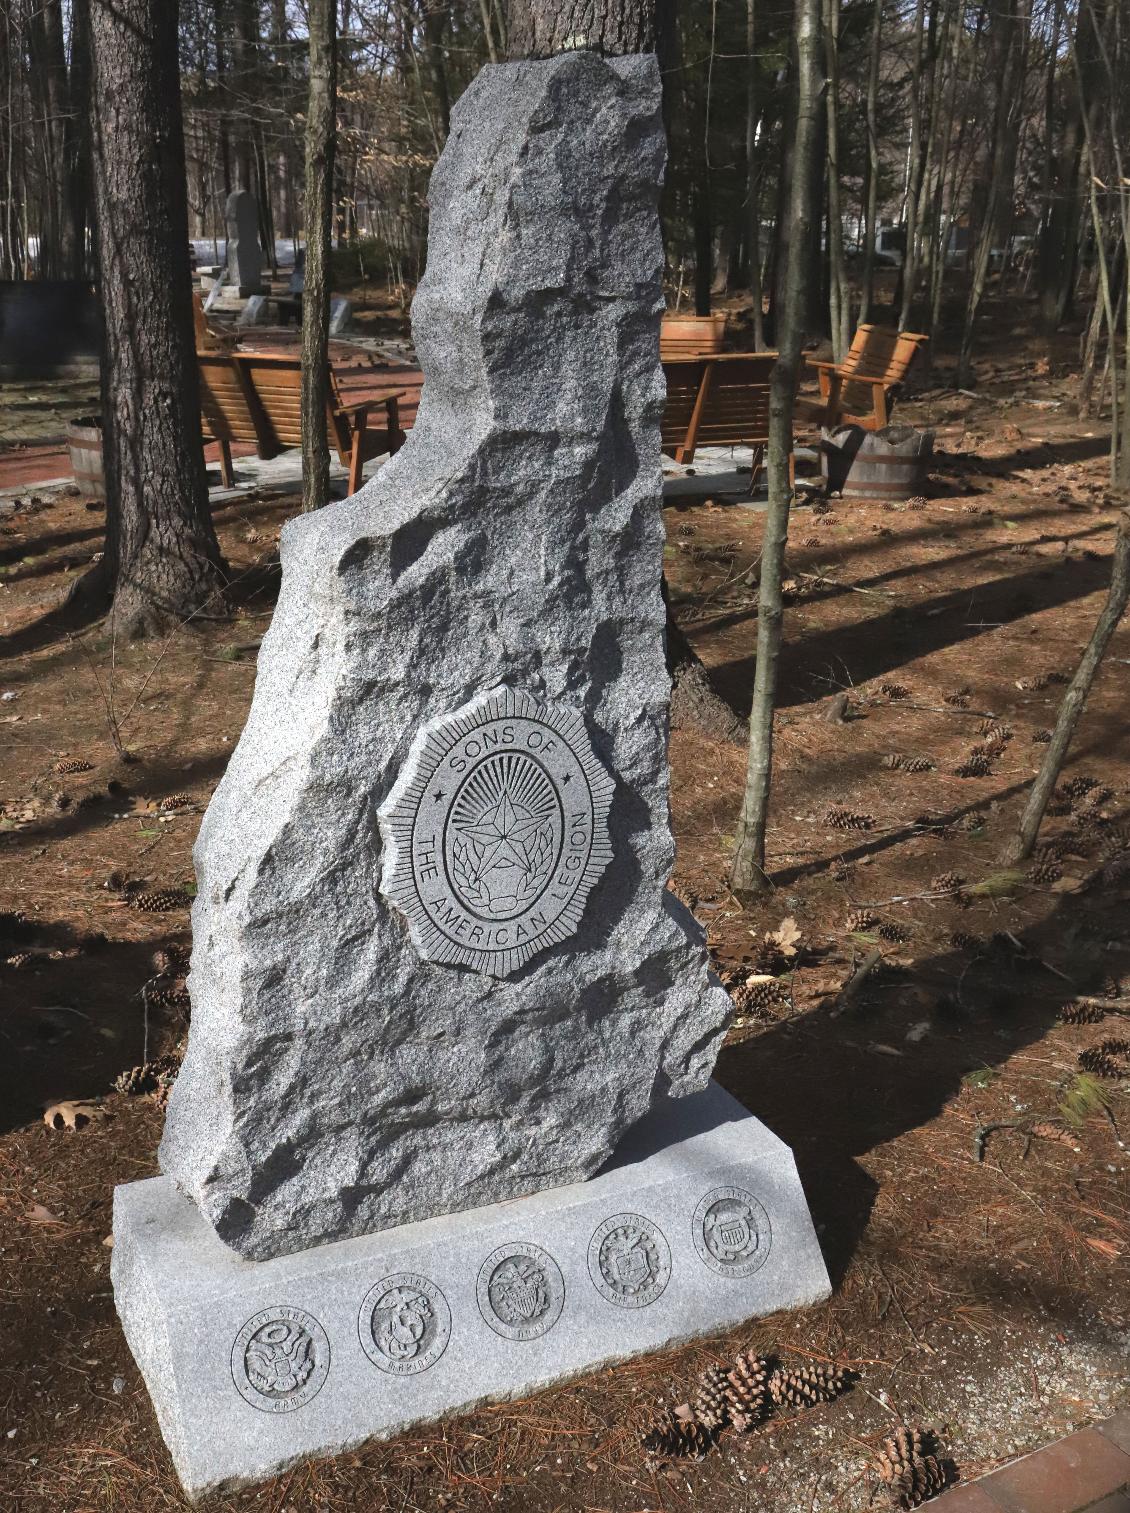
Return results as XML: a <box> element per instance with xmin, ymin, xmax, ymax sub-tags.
<box><xmin>379</xmin><ymin>688</ymin><xmax>614</xmax><ymax>976</ymax></box>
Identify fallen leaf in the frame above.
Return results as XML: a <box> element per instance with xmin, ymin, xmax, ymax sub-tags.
<box><xmin>43</xmin><ymin>1100</ymin><xmax>107</xmax><ymax>1132</ymax></box>
<box><xmin>769</xmin><ymin>916</ymin><xmax>802</xmax><ymax>956</ymax></box>
<box><xmin>1051</xmin><ymin>874</ymin><xmax>1087</xmax><ymax>893</ymax></box>
<box><xmin>26</xmin><ymin>1203</ymin><xmax>63</xmax><ymax>1224</ymax></box>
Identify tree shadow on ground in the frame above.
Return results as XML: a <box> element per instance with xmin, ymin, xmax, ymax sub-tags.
<box><xmin>714</xmin><ymin>871</ymin><xmax>1127</xmax><ymax>1289</ymax></box>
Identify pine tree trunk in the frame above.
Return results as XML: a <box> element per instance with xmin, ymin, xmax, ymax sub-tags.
<box><xmin>301</xmin><ymin>0</ymin><xmax>337</xmax><ymax>514</ymax></box>
<box><xmin>88</xmin><ymin>0</ymin><xmax>227</xmax><ymax>638</ymax></box>
<box><xmin>730</xmin><ymin>0</ymin><xmax>822</xmax><ymax>894</ymax></box>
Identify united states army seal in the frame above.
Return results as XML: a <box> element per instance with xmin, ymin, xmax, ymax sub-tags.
<box><xmin>378</xmin><ymin>688</ymin><xmax>614</xmax><ymax>976</ymax></box>
<box><xmin>230</xmin><ymin>1306</ymin><xmax>330</xmax><ymax>1412</ymax></box>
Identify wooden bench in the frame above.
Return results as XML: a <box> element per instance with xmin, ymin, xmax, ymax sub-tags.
<box><xmin>192</xmin><ymin>291</ymin><xmax>237</xmax><ymax>354</ymax></box>
<box><xmin>198</xmin><ymin>350</ymin><xmax>263</xmax><ymax>486</ymax></box>
<box><xmin>662</xmin><ymin>353</ymin><xmax>792</xmax><ymax>478</ymax></box>
<box><xmin>660</xmin><ymin>312</ymin><xmax>727</xmax><ymax>361</ymax></box>
<box><xmin>801</xmin><ymin>324</ymin><xmax>929</xmax><ymax>431</ymax></box>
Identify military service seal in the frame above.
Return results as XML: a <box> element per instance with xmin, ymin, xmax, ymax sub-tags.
<box><xmin>378</xmin><ymin>688</ymin><xmax>614</xmax><ymax>976</ymax></box>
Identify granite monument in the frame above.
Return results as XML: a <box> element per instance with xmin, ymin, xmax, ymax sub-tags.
<box><xmin>113</xmin><ymin>47</ymin><xmax>829</xmax><ymax>1501</ymax></box>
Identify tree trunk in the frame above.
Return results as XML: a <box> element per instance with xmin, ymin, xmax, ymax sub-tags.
<box><xmin>301</xmin><ymin>0</ymin><xmax>337</xmax><ymax>514</ymax></box>
<box><xmin>88</xmin><ymin>0</ymin><xmax>227</xmax><ymax>638</ymax></box>
<box><xmin>1003</xmin><ymin>512</ymin><xmax>1130</xmax><ymax>864</ymax></box>
<box><xmin>505</xmin><ymin>0</ymin><xmax>656</xmax><ymax>56</ymax></box>
<box><xmin>823</xmin><ymin>0</ymin><xmax>849</xmax><ymax>359</ymax></box>
<box><xmin>745</xmin><ymin>0</ymin><xmax>766</xmax><ymax>348</ymax></box>
<box><xmin>897</xmin><ymin>0</ymin><xmax>927</xmax><ymax>330</ymax></box>
<box><xmin>859</xmin><ymin>0</ymin><xmax>883</xmax><ymax>325</ymax></box>
<box><xmin>730</xmin><ymin>0</ymin><xmax>822</xmax><ymax>894</ymax></box>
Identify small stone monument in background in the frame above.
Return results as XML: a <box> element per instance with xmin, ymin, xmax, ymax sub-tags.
<box><xmin>112</xmin><ymin>50</ymin><xmax>829</xmax><ymax>1500</ymax></box>
<box><xmin>225</xmin><ymin>188</ymin><xmax>264</xmax><ymax>296</ymax></box>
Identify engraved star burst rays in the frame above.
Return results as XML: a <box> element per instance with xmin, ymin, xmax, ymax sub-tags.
<box><xmin>454</xmin><ymin>755</ymin><xmax>556</xmax><ymax>886</ymax></box>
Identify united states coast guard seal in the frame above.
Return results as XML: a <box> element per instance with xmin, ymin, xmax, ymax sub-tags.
<box><xmin>692</xmin><ymin>1187</ymin><xmax>772</xmax><ymax>1278</ymax></box>
<box><xmin>378</xmin><ymin>688</ymin><xmax>614</xmax><ymax>977</ymax></box>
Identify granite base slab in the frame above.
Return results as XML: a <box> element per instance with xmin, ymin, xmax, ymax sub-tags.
<box><xmin>112</xmin><ymin>1083</ymin><xmax>830</xmax><ymax>1500</ymax></box>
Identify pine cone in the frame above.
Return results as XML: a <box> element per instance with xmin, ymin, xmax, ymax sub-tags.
<box><xmin>1078</xmin><ymin>1043</ymin><xmax>1128</xmax><ymax>1078</ymax></box>
<box><xmin>1032</xmin><ymin>728</ymin><xmax>1052</xmax><ymax>743</ymax></box>
<box><xmin>768</xmin><ymin>1364</ymin><xmax>850</xmax><ymax>1409</ymax></box>
<box><xmin>152</xmin><ymin>943</ymin><xmax>190</xmax><ymax>974</ymax></box>
<box><xmin>954</xmin><ymin>753</ymin><xmax>992</xmax><ymax>777</ymax></box>
<box><xmin>1063</xmin><ymin>775</ymin><xmax>1100</xmax><ymax>801</ymax></box>
<box><xmin>903</xmin><ymin>756</ymin><xmax>934</xmax><ymax>773</ymax></box>
<box><xmin>114</xmin><ymin>1055</ymin><xmax>178</xmax><ymax>1097</ymax></box>
<box><xmin>825</xmin><ymin>806</ymin><xmax>875</xmax><ymax>831</ymax></box>
<box><xmin>931</xmin><ymin>872</ymin><xmax>966</xmax><ymax>895</ymax></box>
<box><xmin>878</xmin><ymin>921</ymin><xmax>909</xmax><ymax>943</ymax></box>
<box><xmin>724</xmin><ymin>1352</ymin><xmax>769</xmax><ymax>1428</ymax></box>
<box><xmin>846</xmin><ymin>908</ymin><xmax>879</xmax><ymax>933</ymax></box>
<box><xmin>733</xmin><ymin>977</ymin><xmax>789</xmax><ymax>1018</ymax></box>
<box><xmin>881</xmin><ymin>754</ymin><xmax>906</xmax><ymax>771</ymax></box>
<box><xmin>905</xmin><ymin>496</ymin><xmax>927</xmax><ymax>510</ymax></box>
<box><xmin>875</xmin><ymin>1428</ymin><xmax>949</xmax><ymax>1510</ymax></box>
<box><xmin>54</xmin><ymin>757</ymin><xmax>93</xmax><ymax>774</ymax></box>
<box><xmin>128</xmin><ymin>889</ymin><xmax>189</xmax><ymax>914</ymax></box>
<box><xmin>159</xmin><ymin>793</ymin><xmax>193</xmax><ymax>810</ymax></box>
<box><xmin>944</xmin><ymin>688</ymin><xmax>971</xmax><ymax>707</ymax></box>
<box><xmin>978</xmin><ymin>720</ymin><xmax>1012</xmax><ymax>741</ymax></box>
<box><xmin>879</xmin><ymin>682</ymin><xmax>910</xmax><ymax>701</ymax></box>
<box><xmin>676</xmin><ymin>522</ymin><xmax>696</xmax><ymax>537</ymax></box>
<box><xmin>4</xmin><ymin>951</ymin><xmax>35</xmax><ymax>970</ymax></box>
<box><xmin>1028</xmin><ymin>858</ymin><xmax>1062</xmax><ymax>885</ymax></box>
<box><xmin>811</xmin><ymin>498</ymin><xmax>833</xmax><ymax>516</ymax></box>
<box><xmin>949</xmin><ymin>931</ymin><xmax>980</xmax><ymax>951</ymax></box>
<box><xmin>1058</xmin><ymin>1000</ymin><xmax>1106</xmax><ymax>1025</ymax></box>
<box><xmin>802</xmin><ymin>534</ymin><xmax>821</xmax><ymax>547</ymax></box>
<box><xmin>693</xmin><ymin>1365</ymin><xmax>732</xmax><ymax>1430</ymax></box>
<box><xmin>147</xmin><ymin>981</ymin><xmax>191</xmax><ymax>1013</ymax></box>
<box><xmin>749</xmin><ymin>937</ymin><xmax>786</xmax><ymax>974</ymax></box>
<box><xmin>1017</xmin><ymin>673</ymin><xmax>1050</xmax><ymax>691</ymax></box>
<box><xmin>641</xmin><ymin>1413</ymin><xmax>715</xmax><ymax>1459</ymax></box>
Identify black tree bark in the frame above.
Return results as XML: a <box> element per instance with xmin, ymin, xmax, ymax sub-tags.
<box><xmin>88</xmin><ymin>0</ymin><xmax>227</xmax><ymax>638</ymax></box>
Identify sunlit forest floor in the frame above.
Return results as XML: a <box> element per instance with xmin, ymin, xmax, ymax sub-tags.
<box><xmin>1</xmin><ymin>298</ymin><xmax>1128</xmax><ymax>1509</ymax></box>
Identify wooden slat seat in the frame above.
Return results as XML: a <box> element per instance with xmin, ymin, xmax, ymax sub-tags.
<box><xmin>198</xmin><ymin>350</ymin><xmax>269</xmax><ymax>487</ymax></box>
<box><xmin>660</xmin><ymin>312</ymin><xmax>727</xmax><ymax>361</ymax></box>
<box><xmin>662</xmin><ymin>353</ymin><xmax>792</xmax><ymax>477</ymax></box>
<box><xmin>231</xmin><ymin>351</ymin><xmax>406</xmax><ymax>495</ymax></box>
<box><xmin>800</xmin><ymin>324</ymin><xmax>929</xmax><ymax>430</ymax></box>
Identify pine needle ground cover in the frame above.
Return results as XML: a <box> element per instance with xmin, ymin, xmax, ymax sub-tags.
<box><xmin>2</xmin><ymin>326</ymin><xmax>1129</xmax><ymax>1509</ymax></box>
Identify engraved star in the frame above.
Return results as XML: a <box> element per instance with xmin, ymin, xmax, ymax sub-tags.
<box><xmin>461</xmin><ymin>794</ymin><xmax>544</xmax><ymax>876</ymax></box>
<box><xmin>433</xmin><ymin>790</ymin><xmax>446</xmax><ymax>801</ymax></box>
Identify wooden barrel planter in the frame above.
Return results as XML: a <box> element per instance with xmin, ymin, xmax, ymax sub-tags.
<box><xmin>67</xmin><ymin>417</ymin><xmax>105</xmax><ymax>500</ymax></box>
<box><xmin>820</xmin><ymin>423</ymin><xmax>934</xmax><ymax>501</ymax></box>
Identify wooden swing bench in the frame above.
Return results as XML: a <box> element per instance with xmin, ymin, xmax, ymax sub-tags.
<box><xmin>197</xmin><ymin>350</ymin><xmax>406</xmax><ymax>494</ymax></box>
<box><xmin>661</xmin><ymin>352</ymin><xmax>794</xmax><ymax>480</ymax></box>
<box><xmin>799</xmin><ymin>324</ymin><xmax>929</xmax><ymax>431</ymax></box>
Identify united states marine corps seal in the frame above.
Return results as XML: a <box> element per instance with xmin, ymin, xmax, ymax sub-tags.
<box><xmin>378</xmin><ymin>688</ymin><xmax>614</xmax><ymax>977</ymax></box>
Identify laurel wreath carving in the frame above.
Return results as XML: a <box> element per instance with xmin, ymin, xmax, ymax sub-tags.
<box><xmin>451</xmin><ymin>823</ymin><xmax>554</xmax><ymax>911</ymax></box>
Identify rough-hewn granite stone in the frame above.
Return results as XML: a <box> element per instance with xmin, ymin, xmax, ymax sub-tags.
<box><xmin>159</xmin><ymin>50</ymin><xmax>732</xmax><ymax>1262</ymax></box>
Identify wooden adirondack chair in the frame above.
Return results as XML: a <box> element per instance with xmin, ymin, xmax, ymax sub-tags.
<box><xmin>659</xmin><ymin>312</ymin><xmax>727</xmax><ymax>360</ymax></box>
<box><xmin>197</xmin><ymin>350</ymin><xmax>264</xmax><ymax>486</ymax></box>
<box><xmin>231</xmin><ymin>351</ymin><xmax>406</xmax><ymax>494</ymax></box>
<box><xmin>803</xmin><ymin>325</ymin><xmax>929</xmax><ymax>430</ymax></box>
<box><xmin>661</xmin><ymin>353</ymin><xmax>793</xmax><ymax>478</ymax></box>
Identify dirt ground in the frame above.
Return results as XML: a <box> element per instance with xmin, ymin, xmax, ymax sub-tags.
<box><xmin>1</xmin><ymin>311</ymin><xmax>1128</xmax><ymax>1511</ymax></box>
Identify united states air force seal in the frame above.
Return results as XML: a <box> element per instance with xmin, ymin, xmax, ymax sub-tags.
<box><xmin>378</xmin><ymin>688</ymin><xmax>614</xmax><ymax>977</ymax></box>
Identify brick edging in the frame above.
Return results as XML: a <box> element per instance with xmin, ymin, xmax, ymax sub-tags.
<box><xmin>929</xmin><ymin>1410</ymin><xmax>1130</xmax><ymax>1512</ymax></box>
